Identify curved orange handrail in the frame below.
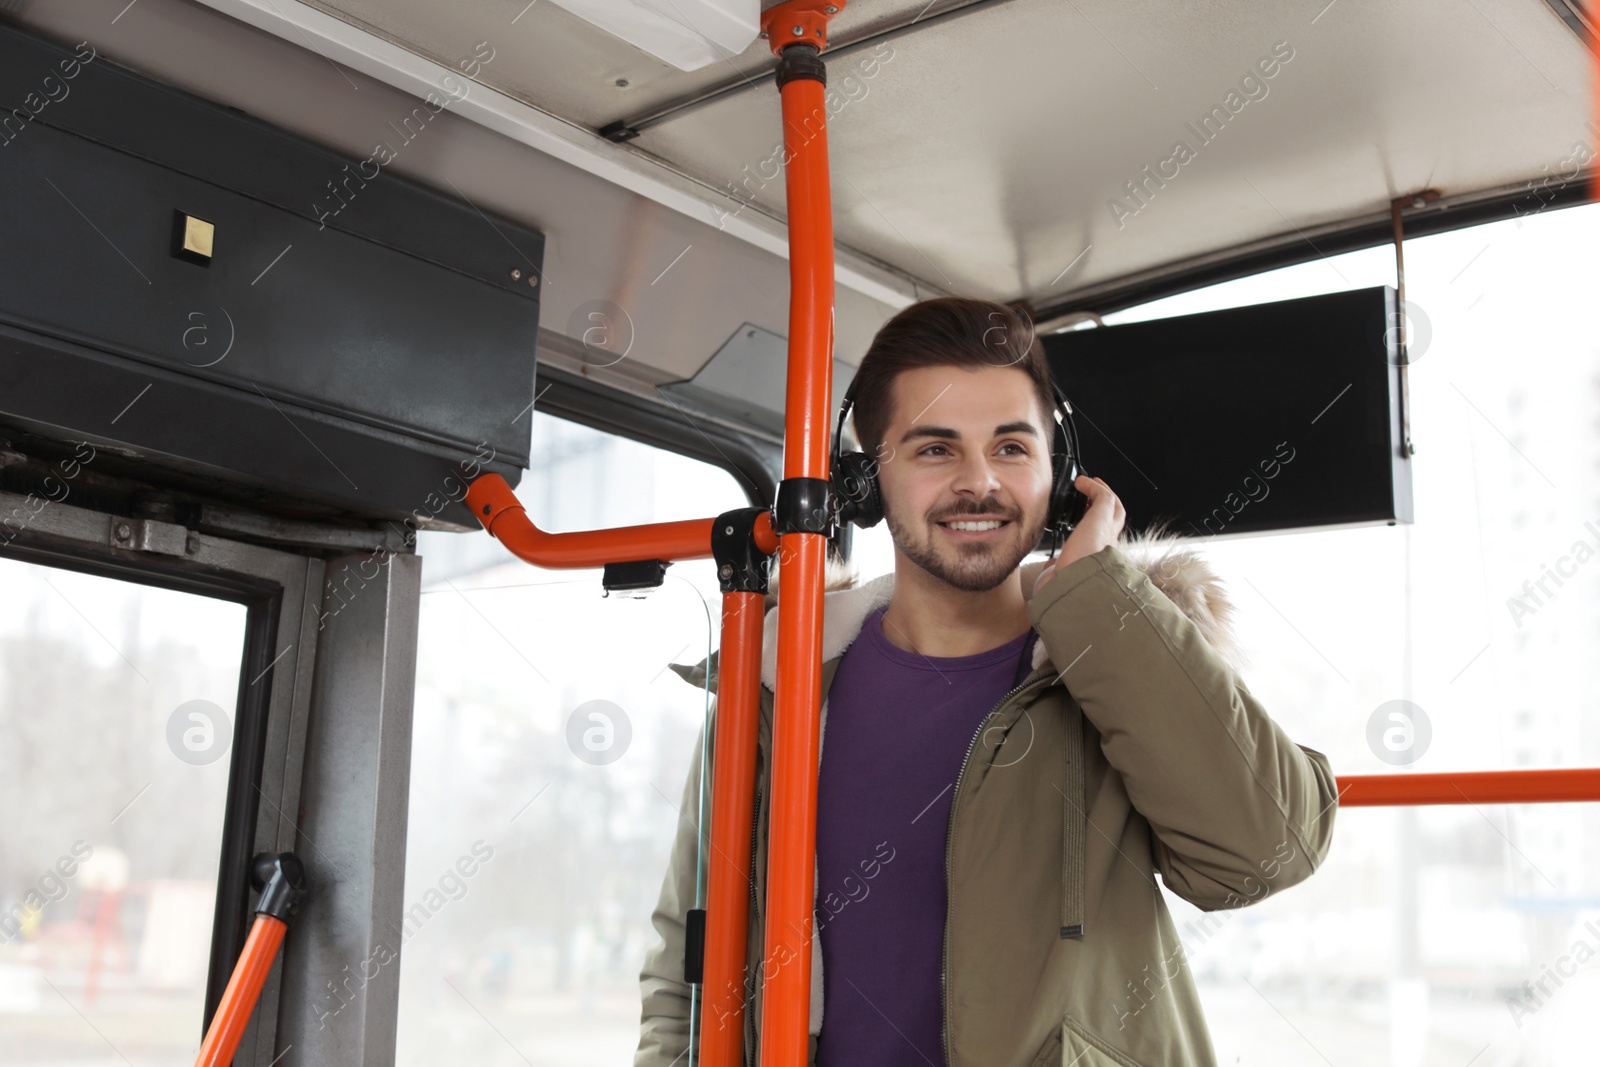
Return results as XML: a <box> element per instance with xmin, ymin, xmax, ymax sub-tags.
<box><xmin>464</xmin><ymin>472</ymin><xmax>778</xmax><ymax>568</ymax></box>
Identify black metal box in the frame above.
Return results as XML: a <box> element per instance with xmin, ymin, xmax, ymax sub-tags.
<box><xmin>0</xmin><ymin>24</ymin><xmax>543</xmax><ymax>531</ymax></box>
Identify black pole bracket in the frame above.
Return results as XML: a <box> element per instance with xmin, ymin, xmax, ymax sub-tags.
<box><xmin>251</xmin><ymin>852</ymin><xmax>306</xmax><ymax>923</ymax></box>
<box><xmin>712</xmin><ymin>506</ymin><xmax>774</xmax><ymax>594</ymax></box>
<box><xmin>775</xmin><ymin>43</ymin><xmax>826</xmax><ymax>88</ymax></box>
<box><xmin>773</xmin><ymin>477</ymin><xmax>832</xmax><ymax>537</ymax></box>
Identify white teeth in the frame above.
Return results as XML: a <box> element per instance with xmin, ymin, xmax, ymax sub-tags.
<box><xmin>945</xmin><ymin>520</ymin><xmax>1003</xmax><ymax>531</ymax></box>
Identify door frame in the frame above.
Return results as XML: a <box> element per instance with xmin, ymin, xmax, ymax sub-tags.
<box><xmin>0</xmin><ymin>480</ymin><xmax>337</xmax><ymax>1063</ymax></box>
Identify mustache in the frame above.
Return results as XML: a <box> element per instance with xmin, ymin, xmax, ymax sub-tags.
<box><xmin>931</xmin><ymin>503</ymin><xmax>1019</xmax><ymax>522</ymax></box>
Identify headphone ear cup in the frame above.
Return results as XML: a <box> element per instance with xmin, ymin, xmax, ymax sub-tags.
<box><xmin>832</xmin><ymin>450</ymin><xmax>884</xmax><ymax>529</ymax></box>
<box><xmin>1056</xmin><ymin>454</ymin><xmax>1087</xmax><ymax>530</ymax></box>
<box><xmin>1047</xmin><ymin>417</ymin><xmax>1082</xmax><ymax>532</ymax></box>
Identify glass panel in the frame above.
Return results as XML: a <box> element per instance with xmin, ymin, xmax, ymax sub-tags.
<box><xmin>0</xmin><ymin>557</ymin><xmax>248</xmax><ymax>1065</ymax></box>
<box><xmin>1096</xmin><ymin>201</ymin><xmax>1600</xmax><ymax>1065</ymax></box>
<box><xmin>397</xmin><ymin>414</ymin><xmax>748</xmax><ymax>1064</ymax></box>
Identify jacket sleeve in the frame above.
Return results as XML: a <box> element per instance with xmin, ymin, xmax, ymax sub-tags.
<box><xmin>635</xmin><ymin>711</ymin><xmax>708</xmax><ymax>1067</ymax></box>
<box><xmin>1027</xmin><ymin>543</ymin><xmax>1339</xmax><ymax>912</ymax></box>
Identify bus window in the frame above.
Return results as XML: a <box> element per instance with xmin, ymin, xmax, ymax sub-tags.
<box><xmin>0</xmin><ymin>558</ymin><xmax>246</xmax><ymax>1063</ymax></box>
<box><xmin>1066</xmin><ymin>201</ymin><xmax>1600</xmax><ymax>1064</ymax></box>
<box><xmin>397</xmin><ymin>414</ymin><xmax>748</xmax><ymax>1064</ymax></box>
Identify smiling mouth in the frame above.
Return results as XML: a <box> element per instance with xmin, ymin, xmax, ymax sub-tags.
<box><xmin>937</xmin><ymin>518</ymin><xmax>1011</xmax><ymax>533</ymax></box>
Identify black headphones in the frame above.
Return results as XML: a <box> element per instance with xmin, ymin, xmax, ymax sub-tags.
<box><xmin>829</xmin><ymin>372</ymin><xmax>1088</xmax><ymax>554</ymax></box>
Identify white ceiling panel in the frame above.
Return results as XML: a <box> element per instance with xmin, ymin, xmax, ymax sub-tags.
<box><xmin>633</xmin><ymin>0</ymin><xmax>1591</xmax><ymax>305</ymax></box>
<box><xmin>278</xmin><ymin>0</ymin><xmax>1591</xmax><ymax>314</ymax></box>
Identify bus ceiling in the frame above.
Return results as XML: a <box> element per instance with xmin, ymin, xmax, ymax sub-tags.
<box><xmin>6</xmin><ymin>0</ymin><xmax>1594</xmax><ymax>382</ymax></box>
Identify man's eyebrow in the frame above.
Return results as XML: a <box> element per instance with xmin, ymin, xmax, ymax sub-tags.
<box><xmin>898</xmin><ymin>421</ymin><xmax>1041</xmax><ymax>444</ymax></box>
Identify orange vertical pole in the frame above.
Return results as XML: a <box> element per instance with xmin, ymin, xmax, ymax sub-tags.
<box><xmin>758</xmin><ymin>2</ymin><xmax>842</xmax><ymax>1064</ymax></box>
<box><xmin>698</xmin><ymin>591</ymin><xmax>768</xmax><ymax>1066</ymax></box>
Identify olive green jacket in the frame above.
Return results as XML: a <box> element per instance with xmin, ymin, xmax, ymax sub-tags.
<box><xmin>635</xmin><ymin>540</ymin><xmax>1339</xmax><ymax>1066</ymax></box>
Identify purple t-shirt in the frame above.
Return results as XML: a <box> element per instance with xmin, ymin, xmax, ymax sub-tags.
<box><xmin>814</xmin><ymin>604</ymin><xmax>1037</xmax><ymax>1067</ymax></box>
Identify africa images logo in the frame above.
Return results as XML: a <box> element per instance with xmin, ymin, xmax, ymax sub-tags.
<box><xmin>1365</xmin><ymin>699</ymin><xmax>1431</xmax><ymax>766</ymax></box>
<box><xmin>166</xmin><ymin>699</ymin><xmax>232</xmax><ymax>766</ymax></box>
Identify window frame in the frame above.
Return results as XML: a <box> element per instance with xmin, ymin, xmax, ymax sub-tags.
<box><xmin>0</xmin><ymin>484</ymin><xmax>323</xmax><ymax>1064</ymax></box>
<box><xmin>1033</xmin><ymin>184</ymin><xmax>1595</xmax><ymax>323</ymax></box>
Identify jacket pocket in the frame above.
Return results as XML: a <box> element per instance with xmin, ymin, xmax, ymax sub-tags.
<box><xmin>1058</xmin><ymin>1017</ymin><xmax>1151</xmax><ymax>1067</ymax></box>
<box><xmin>1028</xmin><ymin>1023</ymin><xmax>1064</xmax><ymax>1067</ymax></box>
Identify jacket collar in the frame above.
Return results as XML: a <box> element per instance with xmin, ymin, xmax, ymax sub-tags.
<box><xmin>754</xmin><ymin>531</ymin><xmax>1244</xmax><ymax>693</ymax></box>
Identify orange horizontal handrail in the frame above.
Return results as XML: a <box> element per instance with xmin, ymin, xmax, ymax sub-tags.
<box><xmin>1336</xmin><ymin>768</ymin><xmax>1600</xmax><ymax>806</ymax></box>
<box><xmin>465</xmin><ymin>472</ymin><xmax>779</xmax><ymax>568</ymax></box>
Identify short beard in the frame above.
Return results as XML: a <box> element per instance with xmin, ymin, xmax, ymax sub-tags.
<box><xmin>885</xmin><ymin>499</ymin><xmax>1047</xmax><ymax>593</ymax></box>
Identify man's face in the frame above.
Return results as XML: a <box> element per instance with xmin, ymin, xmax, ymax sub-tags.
<box><xmin>874</xmin><ymin>364</ymin><xmax>1054</xmax><ymax>592</ymax></box>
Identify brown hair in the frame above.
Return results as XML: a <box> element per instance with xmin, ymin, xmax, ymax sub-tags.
<box><xmin>848</xmin><ymin>297</ymin><xmax>1055</xmax><ymax>459</ymax></box>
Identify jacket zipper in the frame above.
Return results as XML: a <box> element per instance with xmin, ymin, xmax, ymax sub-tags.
<box><xmin>941</xmin><ymin>670</ymin><xmax>1050</xmax><ymax>1067</ymax></box>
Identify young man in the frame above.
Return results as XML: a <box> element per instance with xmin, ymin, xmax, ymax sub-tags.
<box><xmin>635</xmin><ymin>297</ymin><xmax>1338</xmax><ymax>1067</ymax></box>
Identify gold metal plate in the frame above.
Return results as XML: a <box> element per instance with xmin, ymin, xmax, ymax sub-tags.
<box><xmin>181</xmin><ymin>215</ymin><xmax>214</xmax><ymax>260</ymax></box>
